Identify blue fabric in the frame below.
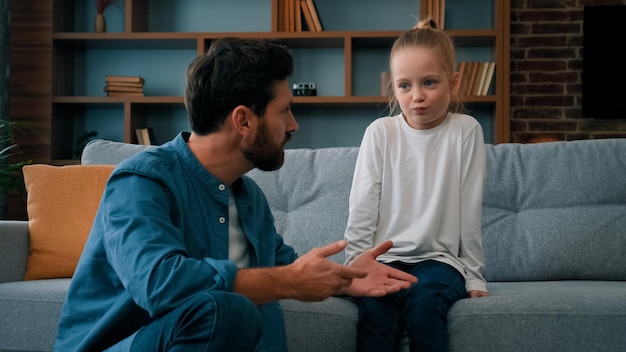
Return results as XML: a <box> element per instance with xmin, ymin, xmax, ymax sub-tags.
<box><xmin>55</xmin><ymin>132</ymin><xmax>297</xmax><ymax>352</ymax></box>
<box><xmin>124</xmin><ymin>292</ymin><xmax>261</xmax><ymax>352</ymax></box>
<box><xmin>355</xmin><ymin>260</ymin><xmax>466</xmax><ymax>352</ymax></box>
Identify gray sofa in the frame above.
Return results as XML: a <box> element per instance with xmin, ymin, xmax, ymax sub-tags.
<box><xmin>1</xmin><ymin>138</ymin><xmax>625</xmax><ymax>352</ymax></box>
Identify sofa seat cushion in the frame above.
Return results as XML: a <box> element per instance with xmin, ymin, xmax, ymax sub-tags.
<box><xmin>0</xmin><ymin>278</ymin><xmax>70</xmax><ymax>351</ymax></box>
<box><xmin>278</xmin><ymin>281</ymin><xmax>626</xmax><ymax>352</ymax></box>
<box><xmin>281</xmin><ymin>297</ymin><xmax>358</xmax><ymax>351</ymax></box>
<box><xmin>449</xmin><ymin>281</ymin><xmax>626</xmax><ymax>352</ymax></box>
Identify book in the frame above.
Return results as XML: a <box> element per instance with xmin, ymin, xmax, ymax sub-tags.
<box><xmin>140</xmin><ymin>127</ymin><xmax>156</xmax><ymax>145</ymax></box>
<box><xmin>104</xmin><ymin>85</ymin><xmax>144</xmax><ymax>93</ymax></box>
<box><xmin>424</xmin><ymin>0</ymin><xmax>432</xmax><ymax>21</ymax></box>
<box><xmin>102</xmin><ymin>81</ymin><xmax>144</xmax><ymax>88</ymax></box>
<box><xmin>460</xmin><ymin>62</ymin><xmax>473</xmax><ymax>96</ymax></box>
<box><xmin>474</xmin><ymin>62</ymin><xmax>489</xmax><ymax>96</ymax></box>
<box><xmin>466</xmin><ymin>62</ymin><xmax>480</xmax><ymax>96</ymax></box>
<box><xmin>105</xmin><ymin>75</ymin><xmax>145</xmax><ymax>84</ymax></box>
<box><xmin>135</xmin><ymin>128</ymin><xmax>144</xmax><ymax>145</ymax></box>
<box><xmin>277</xmin><ymin>0</ymin><xmax>284</xmax><ymax>31</ymax></box>
<box><xmin>300</xmin><ymin>0</ymin><xmax>316</xmax><ymax>31</ymax></box>
<box><xmin>295</xmin><ymin>0</ymin><xmax>302</xmax><ymax>32</ymax></box>
<box><xmin>439</xmin><ymin>0</ymin><xmax>446</xmax><ymax>29</ymax></box>
<box><xmin>287</xmin><ymin>0</ymin><xmax>293</xmax><ymax>32</ymax></box>
<box><xmin>480</xmin><ymin>62</ymin><xmax>496</xmax><ymax>96</ymax></box>
<box><xmin>305</xmin><ymin>0</ymin><xmax>323</xmax><ymax>32</ymax></box>
<box><xmin>107</xmin><ymin>91</ymin><xmax>145</xmax><ymax>97</ymax></box>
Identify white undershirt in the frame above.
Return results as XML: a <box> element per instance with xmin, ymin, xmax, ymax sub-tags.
<box><xmin>228</xmin><ymin>192</ymin><xmax>250</xmax><ymax>268</ymax></box>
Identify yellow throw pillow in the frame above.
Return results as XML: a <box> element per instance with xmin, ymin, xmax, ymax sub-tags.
<box><xmin>22</xmin><ymin>164</ymin><xmax>115</xmax><ymax>280</ymax></box>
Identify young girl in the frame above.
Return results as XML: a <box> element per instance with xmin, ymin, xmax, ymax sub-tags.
<box><xmin>344</xmin><ymin>18</ymin><xmax>489</xmax><ymax>351</ymax></box>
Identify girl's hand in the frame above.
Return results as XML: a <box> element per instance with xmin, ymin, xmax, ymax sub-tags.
<box><xmin>468</xmin><ymin>290</ymin><xmax>489</xmax><ymax>298</ymax></box>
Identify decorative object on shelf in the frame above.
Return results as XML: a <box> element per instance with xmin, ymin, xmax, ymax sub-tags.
<box><xmin>292</xmin><ymin>82</ymin><xmax>317</xmax><ymax>96</ymax></box>
<box><xmin>94</xmin><ymin>0</ymin><xmax>122</xmax><ymax>33</ymax></box>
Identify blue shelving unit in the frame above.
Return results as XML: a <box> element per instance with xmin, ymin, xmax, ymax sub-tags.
<box><xmin>51</xmin><ymin>0</ymin><xmax>508</xmax><ymax>163</ymax></box>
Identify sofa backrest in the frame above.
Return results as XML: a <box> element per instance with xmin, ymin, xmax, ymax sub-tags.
<box><xmin>247</xmin><ymin>147</ymin><xmax>359</xmax><ymax>264</ymax></box>
<box><xmin>481</xmin><ymin>139</ymin><xmax>626</xmax><ymax>282</ymax></box>
<box><xmin>82</xmin><ymin>138</ymin><xmax>626</xmax><ymax>282</ymax></box>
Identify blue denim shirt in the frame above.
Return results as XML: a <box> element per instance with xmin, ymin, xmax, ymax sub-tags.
<box><xmin>55</xmin><ymin>132</ymin><xmax>298</xmax><ymax>352</ymax></box>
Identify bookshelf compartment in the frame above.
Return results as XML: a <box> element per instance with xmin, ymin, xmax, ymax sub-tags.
<box><xmin>288</xmin><ymin>107</ymin><xmax>382</xmax><ymax>149</ymax></box>
<box><xmin>63</xmin><ymin>0</ymin><xmax>273</xmax><ymax>33</ymax></box>
<box><xmin>291</xmin><ymin>48</ymin><xmax>345</xmax><ymax>97</ymax></box>
<box><xmin>69</xmin><ymin>0</ymin><xmax>126</xmax><ymax>33</ymax></box>
<box><xmin>147</xmin><ymin>0</ymin><xmax>271</xmax><ymax>33</ymax></box>
<box><xmin>352</xmin><ymin>48</ymin><xmax>392</xmax><ymax>97</ymax></box>
<box><xmin>312</xmin><ymin>0</ymin><xmax>418</xmax><ymax>31</ymax></box>
<box><xmin>72</xmin><ymin>48</ymin><xmax>196</xmax><ymax>97</ymax></box>
<box><xmin>143</xmin><ymin>106</ymin><xmax>189</xmax><ymax>145</ymax></box>
<box><xmin>52</xmin><ymin>104</ymin><xmax>125</xmax><ymax>162</ymax></box>
<box><xmin>444</xmin><ymin>0</ymin><xmax>494</xmax><ymax>30</ymax></box>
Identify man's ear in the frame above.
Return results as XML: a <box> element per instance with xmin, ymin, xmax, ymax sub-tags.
<box><xmin>231</xmin><ymin>105</ymin><xmax>254</xmax><ymax>136</ymax></box>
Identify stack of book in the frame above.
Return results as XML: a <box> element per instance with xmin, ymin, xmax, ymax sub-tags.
<box><xmin>104</xmin><ymin>75</ymin><xmax>145</xmax><ymax>97</ymax></box>
<box><xmin>277</xmin><ymin>0</ymin><xmax>322</xmax><ymax>32</ymax></box>
<box><xmin>458</xmin><ymin>61</ymin><xmax>496</xmax><ymax>97</ymax></box>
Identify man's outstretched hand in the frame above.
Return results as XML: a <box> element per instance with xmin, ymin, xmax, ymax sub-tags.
<box><xmin>339</xmin><ymin>240</ymin><xmax>418</xmax><ymax>297</ymax></box>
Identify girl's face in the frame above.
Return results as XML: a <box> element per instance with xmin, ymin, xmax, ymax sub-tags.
<box><xmin>391</xmin><ymin>47</ymin><xmax>459</xmax><ymax>130</ymax></box>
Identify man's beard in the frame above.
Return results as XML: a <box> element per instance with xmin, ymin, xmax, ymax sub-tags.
<box><xmin>243</xmin><ymin>120</ymin><xmax>290</xmax><ymax>171</ymax></box>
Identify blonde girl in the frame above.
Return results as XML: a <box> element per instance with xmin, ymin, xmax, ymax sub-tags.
<box><xmin>344</xmin><ymin>18</ymin><xmax>489</xmax><ymax>351</ymax></box>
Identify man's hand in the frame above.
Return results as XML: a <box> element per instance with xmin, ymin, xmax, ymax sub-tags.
<box><xmin>339</xmin><ymin>240</ymin><xmax>418</xmax><ymax>297</ymax></box>
<box><xmin>468</xmin><ymin>290</ymin><xmax>489</xmax><ymax>298</ymax></box>
<box><xmin>235</xmin><ymin>240</ymin><xmax>416</xmax><ymax>305</ymax></box>
<box><xmin>284</xmin><ymin>240</ymin><xmax>368</xmax><ymax>302</ymax></box>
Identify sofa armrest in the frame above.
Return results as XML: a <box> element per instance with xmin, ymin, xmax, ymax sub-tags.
<box><xmin>0</xmin><ymin>220</ymin><xmax>29</xmax><ymax>283</ymax></box>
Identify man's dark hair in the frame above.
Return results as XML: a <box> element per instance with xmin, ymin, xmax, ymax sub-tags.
<box><xmin>184</xmin><ymin>37</ymin><xmax>294</xmax><ymax>134</ymax></box>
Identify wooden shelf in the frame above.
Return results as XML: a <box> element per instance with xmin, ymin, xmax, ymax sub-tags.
<box><xmin>42</xmin><ymin>0</ymin><xmax>511</xmax><ymax>162</ymax></box>
<box><xmin>52</xmin><ymin>94</ymin><xmax>496</xmax><ymax>108</ymax></box>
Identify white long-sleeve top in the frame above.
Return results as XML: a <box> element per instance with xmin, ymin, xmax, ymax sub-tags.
<box><xmin>344</xmin><ymin>112</ymin><xmax>488</xmax><ymax>292</ymax></box>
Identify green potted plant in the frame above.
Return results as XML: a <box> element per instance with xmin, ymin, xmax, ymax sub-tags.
<box><xmin>0</xmin><ymin>118</ymin><xmax>31</xmax><ymax>196</ymax></box>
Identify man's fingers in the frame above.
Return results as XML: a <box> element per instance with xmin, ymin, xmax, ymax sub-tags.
<box><xmin>338</xmin><ymin>265</ymin><xmax>367</xmax><ymax>279</ymax></box>
<box><xmin>316</xmin><ymin>239</ymin><xmax>348</xmax><ymax>258</ymax></box>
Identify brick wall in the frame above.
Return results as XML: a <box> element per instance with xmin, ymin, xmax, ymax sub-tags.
<box><xmin>510</xmin><ymin>0</ymin><xmax>626</xmax><ymax>142</ymax></box>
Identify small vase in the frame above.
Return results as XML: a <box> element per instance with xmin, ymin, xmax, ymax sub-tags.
<box><xmin>94</xmin><ymin>14</ymin><xmax>106</xmax><ymax>33</ymax></box>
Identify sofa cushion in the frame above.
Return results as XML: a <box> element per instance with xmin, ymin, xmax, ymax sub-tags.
<box><xmin>0</xmin><ymin>278</ymin><xmax>70</xmax><ymax>351</ymax></box>
<box><xmin>481</xmin><ymin>139</ymin><xmax>626</xmax><ymax>282</ymax></box>
<box><xmin>22</xmin><ymin>164</ymin><xmax>115</xmax><ymax>280</ymax></box>
<box><xmin>449</xmin><ymin>281</ymin><xmax>626</xmax><ymax>352</ymax></box>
